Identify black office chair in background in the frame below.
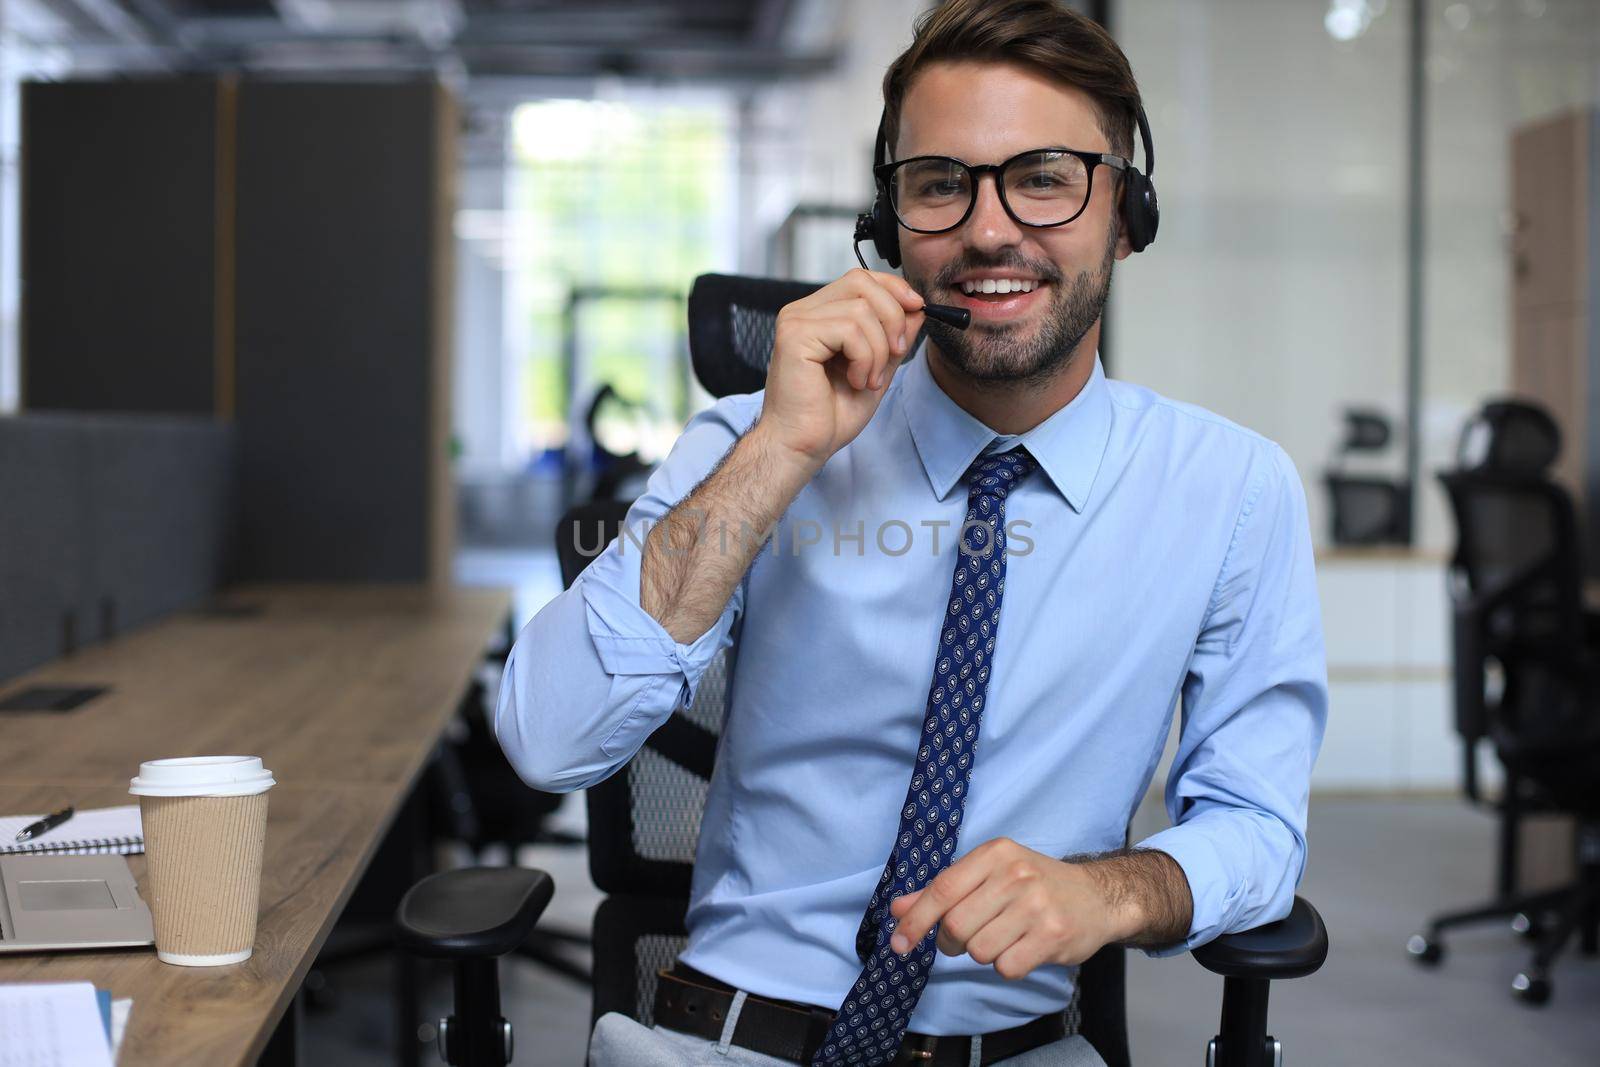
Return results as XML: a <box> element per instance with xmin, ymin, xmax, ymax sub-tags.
<box><xmin>1322</xmin><ymin>408</ymin><xmax>1412</xmax><ymax>545</ymax></box>
<box><xmin>583</xmin><ymin>384</ymin><xmax>658</xmax><ymax>503</ymax></box>
<box><xmin>396</xmin><ymin>274</ymin><xmax>1328</xmax><ymax>1067</ymax></box>
<box><xmin>1408</xmin><ymin>400</ymin><xmax>1600</xmax><ymax>1004</ymax></box>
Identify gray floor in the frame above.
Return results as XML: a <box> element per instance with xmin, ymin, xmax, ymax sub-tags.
<box><xmin>1124</xmin><ymin>796</ymin><xmax>1600</xmax><ymax>1065</ymax></box>
<box><xmin>302</xmin><ymin>794</ymin><xmax>1600</xmax><ymax>1067</ymax></box>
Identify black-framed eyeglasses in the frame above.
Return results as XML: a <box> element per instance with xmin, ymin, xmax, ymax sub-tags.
<box><xmin>876</xmin><ymin>146</ymin><xmax>1130</xmax><ymax>233</ymax></box>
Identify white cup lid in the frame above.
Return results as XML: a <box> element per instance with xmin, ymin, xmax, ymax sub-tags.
<box><xmin>129</xmin><ymin>756</ymin><xmax>276</xmax><ymax>798</ymax></box>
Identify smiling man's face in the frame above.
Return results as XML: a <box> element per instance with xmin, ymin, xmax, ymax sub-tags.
<box><xmin>895</xmin><ymin>59</ymin><xmax>1131</xmax><ymax>385</ymax></box>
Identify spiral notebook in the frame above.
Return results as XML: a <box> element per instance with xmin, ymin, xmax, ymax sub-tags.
<box><xmin>0</xmin><ymin>806</ymin><xmax>144</xmax><ymax>856</ymax></box>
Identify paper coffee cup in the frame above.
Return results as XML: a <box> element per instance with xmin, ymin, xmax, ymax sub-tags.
<box><xmin>129</xmin><ymin>756</ymin><xmax>275</xmax><ymax>967</ymax></box>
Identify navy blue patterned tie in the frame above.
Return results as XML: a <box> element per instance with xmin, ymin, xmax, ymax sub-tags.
<box><xmin>812</xmin><ymin>446</ymin><xmax>1039</xmax><ymax>1067</ymax></box>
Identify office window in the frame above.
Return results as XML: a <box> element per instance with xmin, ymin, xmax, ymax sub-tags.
<box><xmin>1420</xmin><ymin>0</ymin><xmax>1600</xmax><ymax>548</ymax></box>
<box><xmin>507</xmin><ymin>95</ymin><xmax>736</xmax><ymax>466</ymax></box>
<box><xmin>1114</xmin><ymin>0</ymin><xmax>1409</xmax><ymax>548</ymax></box>
<box><xmin>1116</xmin><ymin>0</ymin><xmax>1600</xmax><ymax>550</ymax></box>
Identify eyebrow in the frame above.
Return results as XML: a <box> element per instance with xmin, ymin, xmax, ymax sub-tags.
<box><xmin>900</xmin><ymin>140</ymin><xmax>1111</xmax><ymax>155</ymax></box>
<box><xmin>894</xmin><ymin>145</ymin><xmax>1113</xmax><ymax>164</ymax></box>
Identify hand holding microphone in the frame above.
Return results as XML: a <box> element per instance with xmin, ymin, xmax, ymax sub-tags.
<box><xmin>852</xmin><ymin>231</ymin><xmax>972</xmax><ymax>331</ymax></box>
<box><xmin>754</xmin><ymin>269</ymin><xmax>936</xmax><ymax>475</ymax></box>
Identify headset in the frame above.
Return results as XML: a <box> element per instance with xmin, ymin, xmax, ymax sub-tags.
<box><xmin>853</xmin><ymin>101</ymin><xmax>1160</xmax><ymax>269</ymax></box>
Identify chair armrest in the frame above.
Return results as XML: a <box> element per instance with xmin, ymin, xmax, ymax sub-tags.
<box><xmin>395</xmin><ymin>867</ymin><xmax>554</xmax><ymax>960</ymax></box>
<box><xmin>1191</xmin><ymin>896</ymin><xmax>1328</xmax><ymax>981</ymax></box>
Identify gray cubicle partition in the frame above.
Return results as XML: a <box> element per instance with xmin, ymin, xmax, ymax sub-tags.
<box><xmin>19</xmin><ymin>77</ymin><xmax>454</xmax><ymax>588</ymax></box>
<box><xmin>0</xmin><ymin>414</ymin><xmax>235</xmax><ymax>683</ymax></box>
<box><xmin>232</xmin><ymin>79</ymin><xmax>453</xmax><ymax>584</ymax></box>
<box><xmin>20</xmin><ymin>80</ymin><xmax>223</xmax><ymax>416</ymax></box>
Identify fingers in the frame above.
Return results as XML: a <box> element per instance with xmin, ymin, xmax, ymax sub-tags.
<box><xmin>849</xmin><ymin>271</ymin><xmax>929</xmax><ymax>390</ymax></box>
<box><xmin>861</xmin><ymin>268</ymin><xmax>926</xmax><ymax>312</ymax></box>
<box><xmin>931</xmin><ymin>872</ymin><xmax>1025</xmax><ymax>960</ymax></box>
<box><xmin>786</xmin><ymin>298</ymin><xmax>891</xmax><ymax>392</ymax></box>
<box><xmin>887</xmin><ymin>851</ymin><xmax>992</xmax><ymax>954</ymax></box>
<box><xmin>993</xmin><ymin>936</ymin><xmax>1059</xmax><ymax>982</ymax></box>
<box><xmin>845</xmin><ymin>299</ymin><xmax>895</xmax><ymax>391</ymax></box>
<box><xmin>772</xmin><ymin>268</ymin><xmax>928</xmax><ymax>394</ymax></box>
<box><xmin>855</xmin><ymin>269</ymin><xmax>930</xmax><ymax>363</ymax></box>
<box><xmin>890</xmin><ymin>863</ymin><xmax>1031</xmax><ymax>962</ymax></box>
<box><xmin>791</xmin><ymin>268</ymin><xmax>922</xmax><ymax>316</ymax></box>
<box><xmin>884</xmin><ymin>842</ymin><xmax>1095</xmax><ymax>980</ymax></box>
<box><xmin>821</xmin><ymin>311</ymin><xmax>883</xmax><ymax>393</ymax></box>
<box><xmin>852</xmin><ymin>272</ymin><xmax>913</xmax><ymax>357</ymax></box>
<box><xmin>955</xmin><ymin>893</ymin><xmax>1033</xmax><ymax>965</ymax></box>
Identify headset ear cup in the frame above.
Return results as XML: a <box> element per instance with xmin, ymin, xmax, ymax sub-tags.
<box><xmin>871</xmin><ymin>188</ymin><xmax>901</xmax><ymax>268</ymax></box>
<box><xmin>1121</xmin><ymin>170</ymin><xmax>1159</xmax><ymax>253</ymax></box>
<box><xmin>1139</xmin><ymin>174</ymin><xmax>1159</xmax><ymax>250</ymax></box>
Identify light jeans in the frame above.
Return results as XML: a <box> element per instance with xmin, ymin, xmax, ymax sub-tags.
<box><xmin>586</xmin><ymin>1007</ymin><xmax>1108</xmax><ymax>1067</ymax></box>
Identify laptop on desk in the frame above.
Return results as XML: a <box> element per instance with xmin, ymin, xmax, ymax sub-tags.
<box><xmin>0</xmin><ymin>854</ymin><xmax>154</xmax><ymax>953</ymax></box>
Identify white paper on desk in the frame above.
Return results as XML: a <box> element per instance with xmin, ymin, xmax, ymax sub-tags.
<box><xmin>0</xmin><ymin>981</ymin><xmax>115</xmax><ymax>1067</ymax></box>
<box><xmin>110</xmin><ymin>998</ymin><xmax>132</xmax><ymax>1063</ymax></box>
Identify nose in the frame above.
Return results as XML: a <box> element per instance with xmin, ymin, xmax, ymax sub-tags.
<box><xmin>964</xmin><ymin>172</ymin><xmax>1024</xmax><ymax>255</ymax></box>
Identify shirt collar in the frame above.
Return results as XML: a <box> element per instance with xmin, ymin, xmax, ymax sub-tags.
<box><xmin>900</xmin><ymin>345</ymin><xmax>1113</xmax><ymax>513</ymax></box>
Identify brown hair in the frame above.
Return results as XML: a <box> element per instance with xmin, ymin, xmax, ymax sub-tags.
<box><xmin>881</xmin><ymin>0</ymin><xmax>1142</xmax><ymax>162</ymax></box>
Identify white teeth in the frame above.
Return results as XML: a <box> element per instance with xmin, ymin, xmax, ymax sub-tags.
<box><xmin>960</xmin><ymin>279</ymin><xmax>1038</xmax><ymax>295</ymax></box>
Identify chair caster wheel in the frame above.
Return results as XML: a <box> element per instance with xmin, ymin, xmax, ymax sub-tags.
<box><xmin>1406</xmin><ymin>934</ymin><xmax>1443</xmax><ymax>966</ymax></box>
<box><xmin>1511</xmin><ymin>912</ymin><xmax>1542</xmax><ymax>940</ymax></box>
<box><xmin>1511</xmin><ymin>972</ymin><xmax>1551</xmax><ymax>1005</ymax></box>
<box><xmin>302</xmin><ymin>968</ymin><xmax>339</xmax><ymax>1012</ymax></box>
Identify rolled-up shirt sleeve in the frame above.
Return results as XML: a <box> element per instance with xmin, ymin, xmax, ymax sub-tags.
<box><xmin>1135</xmin><ymin>442</ymin><xmax>1328</xmax><ymax>955</ymax></box>
<box><xmin>494</xmin><ymin>393</ymin><xmax>762</xmax><ymax>793</ymax></box>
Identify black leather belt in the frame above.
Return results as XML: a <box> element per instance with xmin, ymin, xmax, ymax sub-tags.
<box><xmin>653</xmin><ymin>961</ymin><xmax>1067</xmax><ymax>1066</ymax></box>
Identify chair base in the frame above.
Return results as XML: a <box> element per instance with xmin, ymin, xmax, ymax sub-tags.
<box><xmin>1408</xmin><ymin>827</ymin><xmax>1600</xmax><ymax>1006</ymax></box>
<box><xmin>436</xmin><ymin>957</ymin><xmax>513</xmax><ymax>1067</ymax></box>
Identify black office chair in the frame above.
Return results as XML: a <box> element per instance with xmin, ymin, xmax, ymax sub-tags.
<box><xmin>1408</xmin><ymin>400</ymin><xmax>1600</xmax><ymax>1004</ymax></box>
<box><xmin>584</xmin><ymin>384</ymin><xmax>657</xmax><ymax>503</ymax></box>
<box><xmin>397</xmin><ymin>867</ymin><xmax>555</xmax><ymax>1066</ymax></box>
<box><xmin>396</xmin><ymin>273</ymin><xmax>1328</xmax><ymax>1067</ymax></box>
<box><xmin>1322</xmin><ymin>409</ymin><xmax>1412</xmax><ymax>545</ymax></box>
<box><xmin>312</xmin><ymin>625</ymin><xmax>590</xmax><ymax>1067</ymax></box>
<box><xmin>442</xmin><ymin>636</ymin><xmax>595</xmax><ymax>987</ymax></box>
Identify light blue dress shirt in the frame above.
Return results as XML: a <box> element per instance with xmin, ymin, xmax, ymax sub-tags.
<box><xmin>495</xmin><ymin>349</ymin><xmax>1327</xmax><ymax>1036</ymax></box>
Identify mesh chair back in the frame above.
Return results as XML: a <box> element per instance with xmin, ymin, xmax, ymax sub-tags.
<box><xmin>1440</xmin><ymin>398</ymin><xmax>1574</xmax><ymax>769</ymax></box>
<box><xmin>1438</xmin><ymin>471</ymin><xmax>1588</xmax><ymax>774</ymax></box>
<box><xmin>1323</xmin><ymin>475</ymin><xmax>1411</xmax><ymax>544</ymax></box>
<box><xmin>688</xmin><ymin>274</ymin><xmax>823</xmax><ymax>398</ymax></box>
<box><xmin>558</xmin><ymin>499</ymin><xmax>732</xmax><ymax>1037</ymax></box>
<box><xmin>555</xmin><ymin>499</ymin><xmax>734</xmax><ymax>897</ymax></box>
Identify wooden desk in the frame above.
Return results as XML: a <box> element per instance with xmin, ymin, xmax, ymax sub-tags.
<box><xmin>0</xmin><ymin>584</ymin><xmax>511</xmax><ymax>1066</ymax></box>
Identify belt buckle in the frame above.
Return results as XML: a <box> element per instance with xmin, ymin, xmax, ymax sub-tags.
<box><xmin>897</xmin><ymin>1033</ymin><xmax>939</xmax><ymax>1062</ymax></box>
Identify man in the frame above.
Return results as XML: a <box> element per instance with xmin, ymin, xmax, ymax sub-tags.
<box><xmin>496</xmin><ymin>2</ymin><xmax>1326</xmax><ymax>1064</ymax></box>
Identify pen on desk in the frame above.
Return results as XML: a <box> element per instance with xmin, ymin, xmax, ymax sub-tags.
<box><xmin>14</xmin><ymin>805</ymin><xmax>74</xmax><ymax>842</ymax></box>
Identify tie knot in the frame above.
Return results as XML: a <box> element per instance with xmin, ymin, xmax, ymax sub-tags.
<box><xmin>963</xmin><ymin>446</ymin><xmax>1038</xmax><ymax>500</ymax></box>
